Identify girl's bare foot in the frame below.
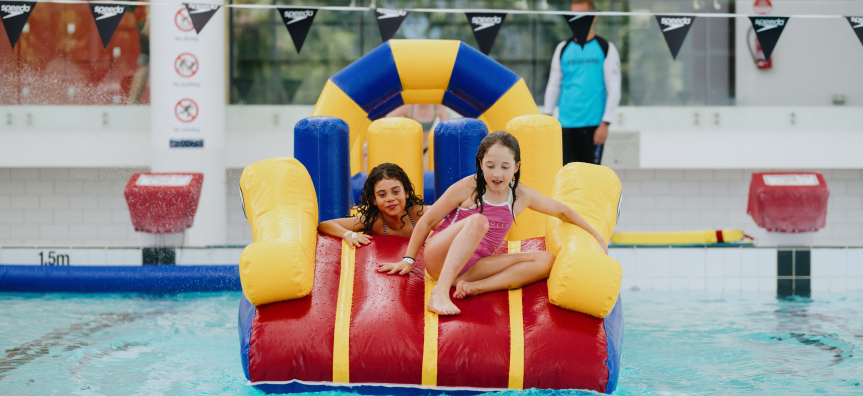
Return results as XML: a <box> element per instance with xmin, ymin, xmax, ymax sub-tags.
<box><xmin>453</xmin><ymin>281</ymin><xmax>473</xmax><ymax>299</ymax></box>
<box><xmin>427</xmin><ymin>289</ymin><xmax>461</xmax><ymax>315</ymax></box>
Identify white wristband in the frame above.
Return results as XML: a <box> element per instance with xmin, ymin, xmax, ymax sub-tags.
<box><xmin>403</xmin><ymin>257</ymin><xmax>416</xmax><ymax>265</ymax></box>
<box><xmin>342</xmin><ymin>231</ymin><xmax>357</xmax><ymax>240</ymax></box>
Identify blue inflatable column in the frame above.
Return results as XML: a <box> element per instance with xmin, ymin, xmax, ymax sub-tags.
<box><xmin>294</xmin><ymin>116</ymin><xmax>351</xmax><ymax>222</ymax></box>
<box><xmin>433</xmin><ymin>119</ymin><xmax>489</xmax><ymax>200</ymax></box>
<box><xmin>351</xmin><ymin>172</ymin><xmax>367</xmax><ymax>207</ymax></box>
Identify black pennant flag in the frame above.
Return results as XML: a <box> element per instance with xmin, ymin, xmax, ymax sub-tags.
<box><xmin>749</xmin><ymin>16</ymin><xmax>789</xmax><ymax>61</ymax></box>
<box><xmin>848</xmin><ymin>16</ymin><xmax>863</xmax><ymax>48</ymax></box>
<box><xmin>563</xmin><ymin>13</ymin><xmax>593</xmax><ymax>47</ymax></box>
<box><xmin>278</xmin><ymin>8</ymin><xmax>317</xmax><ymax>53</ymax></box>
<box><xmin>0</xmin><ymin>1</ymin><xmax>36</xmax><ymax>48</ymax></box>
<box><xmin>466</xmin><ymin>12</ymin><xmax>507</xmax><ymax>55</ymax></box>
<box><xmin>374</xmin><ymin>8</ymin><xmax>409</xmax><ymax>42</ymax></box>
<box><xmin>655</xmin><ymin>15</ymin><xmax>696</xmax><ymax>59</ymax></box>
<box><xmin>89</xmin><ymin>3</ymin><xmax>128</xmax><ymax>49</ymax></box>
<box><xmin>184</xmin><ymin>3</ymin><xmax>220</xmax><ymax>34</ymax></box>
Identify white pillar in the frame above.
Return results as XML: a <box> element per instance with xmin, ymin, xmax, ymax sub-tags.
<box><xmin>149</xmin><ymin>1</ymin><xmax>226</xmax><ymax>246</ymax></box>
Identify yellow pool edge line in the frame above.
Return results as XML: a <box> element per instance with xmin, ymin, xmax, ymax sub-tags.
<box><xmin>507</xmin><ymin>240</ymin><xmax>525</xmax><ymax>390</ymax></box>
<box><xmin>333</xmin><ymin>240</ymin><xmax>356</xmax><ymax>383</ymax></box>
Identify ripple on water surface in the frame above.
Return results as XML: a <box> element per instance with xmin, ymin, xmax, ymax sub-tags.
<box><xmin>0</xmin><ymin>291</ymin><xmax>861</xmax><ymax>395</ymax></box>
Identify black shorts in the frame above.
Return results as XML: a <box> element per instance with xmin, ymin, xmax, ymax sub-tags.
<box><xmin>562</xmin><ymin>126</ymin><xmax>604</xmax><ymax>165</ymax></box>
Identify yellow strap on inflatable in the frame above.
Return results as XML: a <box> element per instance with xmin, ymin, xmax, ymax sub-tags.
<box><xmin>333</xmin><ymin>240</ymin><xmax>356</xmax><ymax>383</ymax></box>
<box><xmin>507</xmin><ymin>241</ymin><xmax>525</xmax><ymax>390</ymax></box>
<box><xmin>421</xmin><ymin>273</ymin><xmax>439</xmax><ymax>386</ymax></box>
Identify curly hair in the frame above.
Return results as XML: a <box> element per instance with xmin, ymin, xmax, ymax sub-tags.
<box><xmin>356</xmin><ymin>163</ymin><xmax>425</xmax><ymax>233</ymax></box>
<box><xmin>474</xmin><ymin>131</ymin><xmax>521</xmax><ymax>218</ymax></box>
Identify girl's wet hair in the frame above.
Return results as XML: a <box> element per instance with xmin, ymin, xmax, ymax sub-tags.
<box><xmin>357</xmin><ymin>163</ymin><xmax>424</xmax><ymax>232</ymax></box>
<box><xmin>474</xmin><ymin>131</ymin><xmax>521</xmax><ymax>216</ymax></box>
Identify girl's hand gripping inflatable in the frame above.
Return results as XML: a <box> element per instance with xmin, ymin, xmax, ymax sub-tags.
<box><xmin>376</xmin><ymin>258</ymin><xmax>414</xmax><ymax>275</ymax></box>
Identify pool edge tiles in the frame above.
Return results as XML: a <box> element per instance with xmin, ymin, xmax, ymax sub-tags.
<box><xmin>609</xmin><ymin>246</ymin><xmax>863</xmax><ymax>294</ymax></box>
<box><xmin>0</xmin><ymin>246</ymin><xmax>860</xmax><ymax>294</ymax></box>
<box><xmin>0</xmin><ymin>246</ymin><xmax>243</xmax><ymax>293</ymax></box>
<box><xmin>0</xmin><ymin>246</ymin><xmax>245</xmax><ymax>266</ymax></box>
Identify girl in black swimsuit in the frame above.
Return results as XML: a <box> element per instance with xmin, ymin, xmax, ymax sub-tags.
<box><xmin>317</xmin><ymin>163</ymin><xmax>426</xmax><ymax>247</ymax></box>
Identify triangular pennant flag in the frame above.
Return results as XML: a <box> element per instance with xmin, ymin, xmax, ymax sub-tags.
<box><xmin>89</xmin><ymin>3</ymin><xmax>128</xmax><ymax>49</ymax></box>
<box><xmin>374</xmin><ymin>8</ymin><xmax>409</xmax><ymax>42</ymax></box>
<box><xmin>184</xmin><ymin>3</ymin><xmax>220</xmax><ymax>35</ymax></box>
<box><xmin>655</xmin><ymin>15</ymin><xmax>696</xmax><ymax>59</ymax></box>
<box><xmin>465</xmin><ymin>12</ymin><xmax>507</xmax><ymax>55</ymax></box>
<box><xmin>0</xmin><ymin>1</ymin><xmax>36</xmax><ymax>48</ymax></box>
<box><xmin>562</xmin><ymin>13</ymin><xmax>593</xmax><ymax>47</ymax></box>
<box><xmin>848</xmin><ymin>16</ymin><xmax>863</xmax><ymax>48</ymax></box>
<box><xmin>278</xmin><ymin>8</ymin><xmax>317</xmax><ymax>53</ymax></box>
<box><xmin>749</xmin><ymin>16</ymin><xmax>789</xmax><ymax>61</ymax></box>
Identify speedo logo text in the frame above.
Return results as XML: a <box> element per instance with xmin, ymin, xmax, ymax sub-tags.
<box><xmin>283</xmin><ymin>10</ymin><xmax>314</xmax><ymax>24</ymax></box>
<box><xmin>188</xmin><ymin>4</ymin><xmax>219</xmax><ymax>14</ymax></box>
<box><xmin>660</xmin><ymin>17</ymin><xmax>692</xmax><ymax>32</ymax></box>
<box><xmin>377</xmin><ymin>9</ymin><xmax>407</xmax><ymax>19</ymax></box>
<box><xmin>93</xmin><ymin>6</ymin><xmax>124</xmax><ymax>20</ymax></box>
<box><xmin>753</xmin><ymin>18</ymin><xmax>785</xmax><ymax>32</ymax></box>
<box><xmin>471</xmin><ymin>16</ymin><xmax>502</xmax><ymax>31</ymax></box>
<box><xmin>1</xmin><ymin>4</ymin><xmax>31</xmax><ymax>19</ymax></box>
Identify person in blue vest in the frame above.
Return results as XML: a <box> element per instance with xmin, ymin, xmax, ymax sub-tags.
<box><xmin>543</xmin><ymin>0</ymin><xmax>621</xmax><ymax>165</ymax></box>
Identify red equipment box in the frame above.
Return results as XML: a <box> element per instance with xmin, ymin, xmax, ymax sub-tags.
<box><xmin>124</xmin><ymin>173</ymin><xmax>204</xmax><ymax>234</ymax></box>
<box><xmin>747</xmin><ymin>172</ymin><xmax>829</xmax><ymax>233</ymax></box>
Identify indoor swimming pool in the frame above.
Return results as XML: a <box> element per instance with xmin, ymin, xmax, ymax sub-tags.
<box><xmin>0</xmin><ymin>290</ymin><xmax>860</xmax><ymax>395</ymax></box>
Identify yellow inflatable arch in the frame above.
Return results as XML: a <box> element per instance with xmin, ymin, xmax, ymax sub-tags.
<box><xmin>310</xmin><ymin>39</ymin><xmax>540</xmax><ymax>176</ymax></box>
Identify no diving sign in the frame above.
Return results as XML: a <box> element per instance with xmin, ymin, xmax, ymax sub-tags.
<box><xmin>175</xmin><ymin>7</ymin><xmax>194</xmax><ymax>32</ymax></box>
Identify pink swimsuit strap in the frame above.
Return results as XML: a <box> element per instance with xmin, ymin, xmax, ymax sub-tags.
<box><xmin>433</xmin><ymin>190</ymin><xmax>515</xmax><ymax>273</ymax></box>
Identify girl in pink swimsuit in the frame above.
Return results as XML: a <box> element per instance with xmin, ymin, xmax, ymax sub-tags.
<box><xmin>431</xmin><ymin>188</ymin><xmax>514</xmax><ymax>275</ymax></box>
<box><xmin>378</xmin><ymin>131</ymin><xmax>609</xmax><ymax>316</ymax></box>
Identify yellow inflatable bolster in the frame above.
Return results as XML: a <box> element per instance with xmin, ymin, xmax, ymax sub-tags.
<box><xmin>546</xmin><ymin>163</ymin><xmax>622</xmax><ymax>318</ymax></box>
<box><xmin>239</xmin><ymin>157</ymin><xmax>319</xmax><ymax>306</ymax></box>
<box><xmin>367</xmin><ymin>118</ymin><xmax>424</xmax><ymax>193</ymax></box>
<box><xmin>610</xmin><ymin>230</ymin><xmax>745</xmax><ymax>245</ymax></box>
<box><xmin>505</xmin><ymin>115</ymin><xmax>562</xmax><ymax>242</ymax></box>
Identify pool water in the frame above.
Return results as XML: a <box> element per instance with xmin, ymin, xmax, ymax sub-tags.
<box><xmin>1</xmin><ymin>291</ymin><xmax>860</xmax><ymax>395</ymax></box>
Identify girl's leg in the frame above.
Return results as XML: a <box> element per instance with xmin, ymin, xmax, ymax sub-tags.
<box><xmin>453</xmin><ymin>251</ymin><xmax>554</xmax><ymax>299</ymax></box>
<box><xmin>423</xmin><ymin>214</ymin><xmax>489</xmax><ymax>315</ymax></box>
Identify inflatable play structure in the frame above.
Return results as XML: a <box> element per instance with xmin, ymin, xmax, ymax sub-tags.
<box><xmin>237</xmin><ymin>40</ymin><xmax>624</xmax><ymax>394</ymax></box>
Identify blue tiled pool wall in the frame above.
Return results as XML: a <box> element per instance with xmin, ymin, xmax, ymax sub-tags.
<box><xmin>0</xmin><ymin>246</ymin><xmax>861</xmax><ymax>294</ymax></box>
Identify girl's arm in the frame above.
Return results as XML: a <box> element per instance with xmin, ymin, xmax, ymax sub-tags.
<box><xmin>317</xmin><ymin>217</ymin><xmax>371</xmax><ymax>248</ymax></box>
<box><xmin>377</xmin><ymin>178</ymin><xmax>472</xmax><ymax>274</ymax></box>
<box><xmin>521</xmin><ymin>186</ymin><xmax>609</xmax><ymax>254</ymax></box>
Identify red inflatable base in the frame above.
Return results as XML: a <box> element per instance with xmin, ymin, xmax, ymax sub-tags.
<box><xmin>243</xmin><ymin>235</ymin><xmax>621</xmax><ymax>393</ymax></box>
